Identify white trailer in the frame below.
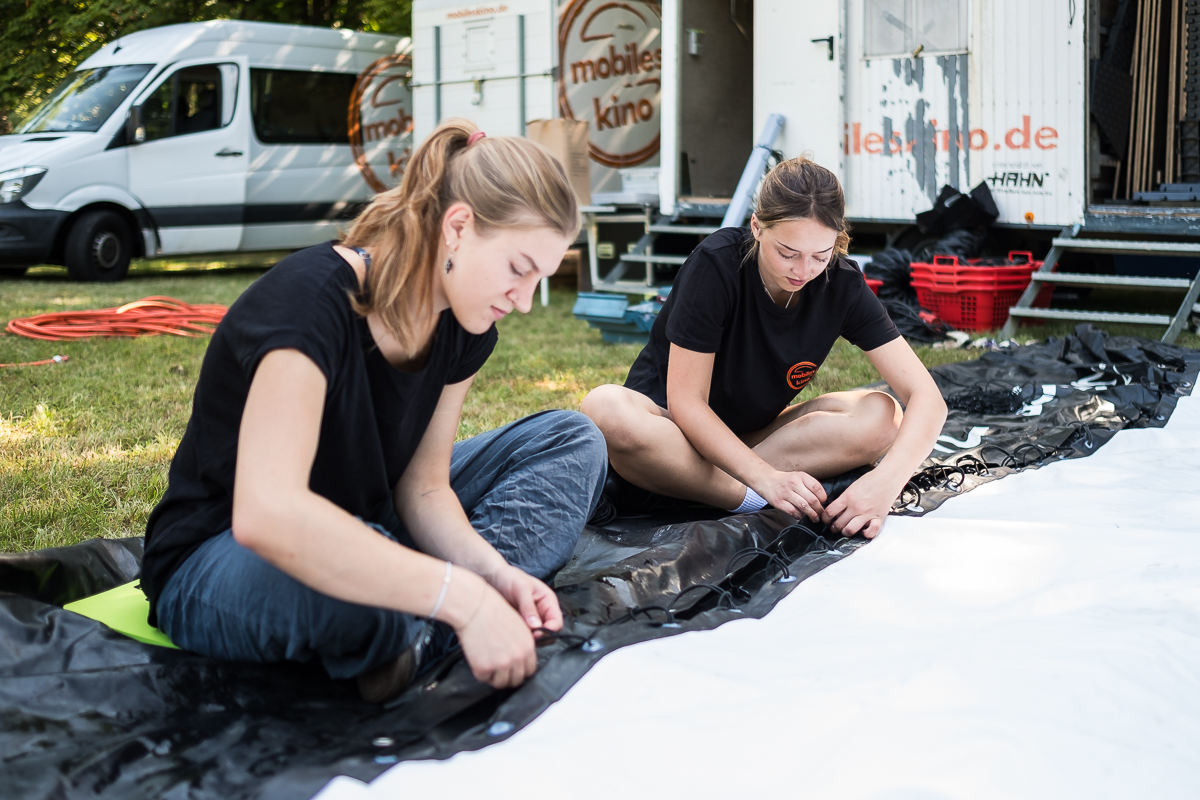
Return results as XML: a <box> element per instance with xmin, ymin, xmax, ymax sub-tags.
<box><xmin>411</xmin><ymin>1</ymin><xmax>1200</xmax><ymax>337</ymax></box>
<box><xmin>412</xmin><ymin>0</ymin><xmax>664</xmax><ymax>198</ymax></box>
<box><xmin>410</xmin><ymin>0</ymin><xmax>1200</xmax><ymax>236</ymax></box>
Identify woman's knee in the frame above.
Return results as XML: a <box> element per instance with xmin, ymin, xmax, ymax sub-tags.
<box><xmin>579</xmin><ymin>385</ymin><xmax>657</xmax><ymax>454</ymax></box>
<box><xmin>856</xmin><ymin>391</ymin><xmax>902</xmax><ymax>459</ymax></box>
<box><xmin>541</xmin><ymin>409</ymin><xmax>608</xmax><ymax>483</ymax></box>
<box><xmin>580</xmin><ymin>383</ymin><xmax>628</xmax><ymax>427</ymax></box>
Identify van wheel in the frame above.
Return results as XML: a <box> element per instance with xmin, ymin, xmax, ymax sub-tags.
<box><xmin>65</xmin><ymin>210</ymin><xmax>132</xmax><ymax>282</ymax></box>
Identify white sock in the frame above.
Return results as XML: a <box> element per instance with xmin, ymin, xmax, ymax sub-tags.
<box><xmin>730</xmin><ymin>486</ymin><xmax>768</xmax><ymax>514</ymax></box>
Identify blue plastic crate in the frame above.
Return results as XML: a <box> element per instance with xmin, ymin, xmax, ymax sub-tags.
<box><xmin>572</xmin><ymin>293</ymin><xmax>662</xmax><ymax>344</ymax></box>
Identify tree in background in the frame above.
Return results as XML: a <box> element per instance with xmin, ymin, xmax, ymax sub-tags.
<box><xmin>0</xmin><ymin>0</ymin><xmax>412</xmax><ymax>133</ymax></box>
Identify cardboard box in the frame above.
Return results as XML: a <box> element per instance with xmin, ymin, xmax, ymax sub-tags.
<box><xmin>526</xmin><ymin>118</ymin><xmax>591</xmax><ymax>206</ymax></box>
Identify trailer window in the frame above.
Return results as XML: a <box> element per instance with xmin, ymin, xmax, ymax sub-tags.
<box><xmin>249</xmin><ymin>69</ymin><xmax>357</xmax><ymax>145</ymax></box>
<box><xmin>140</xmin><ymin>63</ymin><xmax>239</xmax><ymax>142</ymax></box>
<box><xmin>864</xmin><ymin>0</ymin><xmax>967</xmax><ymax>57</ymax></box>
<box><xmin>17</xmin><ymin>65</ymin><xmax>153</xmax><ymax>134</ymax></box>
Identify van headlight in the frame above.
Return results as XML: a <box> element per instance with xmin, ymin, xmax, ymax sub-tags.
<box><xmin>0</xmin><ymin>167</ymin><xmax>47</xmax><ymax>204</ymax></box>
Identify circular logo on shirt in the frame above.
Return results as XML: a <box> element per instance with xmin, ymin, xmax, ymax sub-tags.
<box><xmin>787</xmin><ymin>361</ymin><xmax>818</xmax><ymax>391</ymax></box>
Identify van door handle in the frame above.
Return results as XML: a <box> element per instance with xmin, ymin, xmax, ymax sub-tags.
<box><xmin>215</xmin><ymin>148</ymin><xmax>244</xmax><ymax>157</ymax></box>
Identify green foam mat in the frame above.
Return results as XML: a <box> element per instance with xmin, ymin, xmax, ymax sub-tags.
<box><xmin>64</xmin><ymin>580</ymin><xmax>178</xmax><ymax>649</ymax></box>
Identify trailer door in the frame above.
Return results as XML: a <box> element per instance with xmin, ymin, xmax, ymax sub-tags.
<box><xmin>754</xmin><ymin>1</ymin><xmax>844</xmax><ymax>178</ymax></box>
<box><xmin>127</xmin><ymin>56</ymin><xmax>249</xmax><ymax>255</ymax></box>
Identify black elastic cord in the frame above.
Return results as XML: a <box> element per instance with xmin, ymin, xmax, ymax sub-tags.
<box><xmin>608</xmin><ymin>605</ymin><xmax>673</xmax><ymax>626</ymax></box>
<box><xmin>531</xmin><ymin>627</ymin><xmax>589</xmax><ymax>647</ymax></box>
<box><xmin>945</xmin><ymin>382</ymin><xmax>1025</xmax><ymax>415</ymax></box>
<box><xmin>979</xmin><ymin>444</ymin><xmax>1017</xmax><ymax>469</ymax></box>
<box><xmin>725</xmin><ymin>546</ymin><xmax>793</xmax><ymax>583</ymax></box>
<box><xmin>954</xmin><ymin>453</ymin><xmax>990</xmax><ymax>475</ymax></box>
<box><xmin>667</xmin><ymin>583</ymin><xmax>736</xmax><ymax>615</ymax></box>
<box><xmin>1011</xmin><ymin>442</ymin><xmax>1050</xmax><ymax>468</ymax></box>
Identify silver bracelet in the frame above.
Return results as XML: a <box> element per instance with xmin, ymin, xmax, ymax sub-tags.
<box><xmin>428</xmin><ymin>561</ymin><xmax>452</xmax><ymax>620</ymax></box>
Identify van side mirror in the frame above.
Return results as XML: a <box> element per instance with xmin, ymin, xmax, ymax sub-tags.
<box><xmin>125</xmin><ymin>105</ymin><xmax>145</xmax><ymax>144</ymax></box>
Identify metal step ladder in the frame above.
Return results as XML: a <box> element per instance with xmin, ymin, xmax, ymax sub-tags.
<box><xmin>1001</xmin><ymin>225</ymin><xmax>1200</xmax><ymax>344</ymax></box>
<box><xmin>590</xmin><ymin>114</ymin><xmax>785</xmax><ymax>295</ymax></box>
<box><xmin>590</xmin><ymin>214</ymin><xmax>724</xmax><ymax>294</ymax></box>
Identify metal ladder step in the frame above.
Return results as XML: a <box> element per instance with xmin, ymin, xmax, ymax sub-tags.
<box><xmin>1002</xmin><ymin>225</ymin><xmax>1200</xmax><ymax>344</ymax></box>
<box><xmin>594</xmin><ymin>279</ymin><xmax>667</xmax><ymax>295</ymax></box>
<box><xmin>647</xmin><ymin>224</ymin><xmax>720</xmax><ymax>235</ymax></box>
<box><xmin>1049</xmin><ymin>238</ymin><xmax>1200</xmax><ymax>254</ymax></box>
<box><xmin>619</xmin><ymin>253</ymin><xmax>689</xmax><ymax>265</ymax></box>
<box><xmin>1008</xmin><ymin>307</ymin><xmax>1173</xmax><ymax>326</ymax></box>
<box><xmin>1029</xmin><ymin>273</ymin><xmax>1193</xmax><ymax>289</ymax></box>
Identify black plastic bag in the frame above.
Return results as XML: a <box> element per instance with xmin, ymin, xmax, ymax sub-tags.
<box><xmin>915</xmin><ymin>182</ymin><xmax>1000</xmax><ymax>236</ymax></box>
<box><xmin>863</xmin><ymin>247</ymin><xmax>916</xmax><ymax>302</ymax></box>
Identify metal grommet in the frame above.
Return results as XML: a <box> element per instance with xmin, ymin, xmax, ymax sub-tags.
<box><xmin>372</xmin><ymin>736</ymin><xmax>394</xmax><ymax>748</ymax></box>
<box><xmin>581</xmin><ymin>639</ymin><xmax>604</xmax><ymax>653</ymax></box>
<box><xmin>487</xmin><ymin>721</ymin><xmax>515</xmax><ymax>737</ymax></box>
<box><xmin>776</xmin><ymin>575</ymin><xmax>798</xmax><ymax>584</ymax></box>
<box><xmin>374</xmin><ymin>755</ymin><xmax>399</xmax><ymax>764</ymax></box>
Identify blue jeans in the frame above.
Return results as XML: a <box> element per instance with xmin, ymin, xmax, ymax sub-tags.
<box><xmin>155</xmin><ymin>410</ymin><xmax>607</xmax><ymax>679</ymax></box>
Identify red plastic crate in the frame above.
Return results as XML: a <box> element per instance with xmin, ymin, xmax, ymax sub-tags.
<box><xmin>910</xmin><ymin>251</ymin><xmax>1041</xmax><ymax>279</ymax></box>
<box><xmin>909</xmin><ymin>251</ymin><xmax>1054</xmax><ymax>331</ymax></box>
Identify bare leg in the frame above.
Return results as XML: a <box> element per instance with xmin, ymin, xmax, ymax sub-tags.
<box><xmin>581</xmin><ymin>385</ymin><xmax>902</xmax><ymax>508</ymax></box>
<box><xmin>747</xmin><ymin>390</ymin><xmax>903</xmax><ymax>479</ymax></box>
<box><xmin>581</xmin><ymin>385</ymin><xmax>746</xmax><ymax>509</ymax></box>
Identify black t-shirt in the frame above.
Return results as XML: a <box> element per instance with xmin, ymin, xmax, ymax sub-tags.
<box><xmin>141</xmin><ymin>242</ymin><xmax>497</xmax><ymax>621</ymax></box>
<box><xmin>624</xmin><ymin>227</ymin><xmax>899</xmax><ymax>434</ymax></box>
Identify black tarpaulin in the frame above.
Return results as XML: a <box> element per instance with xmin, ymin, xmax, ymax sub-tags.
<box><xmin>1</xmin><ymin>325</ymin><xmax>1196</xmax><ymax>800</ymax></box>
<box><xmin>893</xmin><ymin>325</ymin><xmax>1200</xmax><ymax>515</ymax></box>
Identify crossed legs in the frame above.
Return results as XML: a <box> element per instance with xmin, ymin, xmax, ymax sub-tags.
<box><xmin>580</xmin><ymin>385</ymin><xmax>903</xmax><ymax>511</ymax></box>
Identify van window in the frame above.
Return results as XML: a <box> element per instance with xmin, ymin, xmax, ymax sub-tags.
<box><xmin>17</xmin><ymin>65</ymin><xmax>153</xmax><ymax>134</ymax></box>
<box><xmin>250</xmin><ymin>69</ymin><xmax>357</xmax><ymax>145</ymax></box>
<box><xmin>864</xmin><ymin>0</ymin><xmax>967</xmax><ymax>57</ymax></box>
<box><xmin>141</xmin><ymin>64</ymin><xmax>239</xmax><ymax>142</ymax></box>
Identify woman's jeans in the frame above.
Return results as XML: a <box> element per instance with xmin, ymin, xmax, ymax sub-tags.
<box><xmin>155</xmin><ymin>410</ymin><xmax>607</xmax><ymax>679</ymax></box>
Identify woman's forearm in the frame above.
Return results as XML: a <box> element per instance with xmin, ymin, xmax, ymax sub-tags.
<box><xmin>670</xmin><ymin>395</ymin><xmax>776</xmax><ymax>489</ymax></box>
<box><xmin>394</xmin><ymin>482</ymin><xmax>509</xmax><ymax>581</ymax></box>
<box><xmin>872</xmin><ymin>384</ymin><xmax>947</xmax><ymax>489</ymax></box>
<box><xmin>232</xmin><ymin>488</ymin><xmax>486</xmax><ymax>629</ymax></box>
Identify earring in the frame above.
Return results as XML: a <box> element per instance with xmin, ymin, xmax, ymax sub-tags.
<box><xmin>444</xmin><ymin>255</ymin><xmax>453</xmax><ymax>274</ymax></box>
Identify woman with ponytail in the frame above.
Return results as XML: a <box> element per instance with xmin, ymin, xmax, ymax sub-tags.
<box><xmin>582</xmin><ymin>156</ymin><xmax>946</xmax><ymax>538</ymax></box>
<box><xmin>141</xmin><ymin>121</ymin><xmax>607</xmax><ymax>702</ymax></box>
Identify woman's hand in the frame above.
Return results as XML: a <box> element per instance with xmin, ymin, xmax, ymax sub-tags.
<box><xmin>486</xmin><ymin>563</ymin><xmax>564</xmax><ymax>634</ymax></box>
<box><xmin>754</xmin><ymin>470</ymin><xmax>828</xmax><ymax>522</ymax></box>
<box><xmin>821</xmin><ymin>468</ymin><xmax>904</xmax><ymax>538</ymax></box>
<box><xmin>452</xmin><ymin>578</ymin><xmax>539</xmax><ymax>689</ymax></box>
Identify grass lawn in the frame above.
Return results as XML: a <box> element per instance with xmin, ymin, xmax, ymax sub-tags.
<box><xmin>2</xmin><ymin>257</ymin><xmax>1197</xmax><ymax>554</ymax></box>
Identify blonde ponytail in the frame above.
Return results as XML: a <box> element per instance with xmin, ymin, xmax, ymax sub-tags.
<box><xmin>345</xmin><ymin>119</ymin><xmax>581</xmax><ymax>353</ymax></box>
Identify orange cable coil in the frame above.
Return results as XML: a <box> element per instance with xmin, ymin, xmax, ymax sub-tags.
<box><xmin>5</xmin><ymin>297</ymin><xmax>228</xmax><ymax>342</ymax></box>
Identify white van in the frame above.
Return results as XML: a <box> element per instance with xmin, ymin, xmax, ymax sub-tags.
<box><xmin>0</xmin><ymin>20</ymin><xmax>412</xmax><ymax>281</ymax></box>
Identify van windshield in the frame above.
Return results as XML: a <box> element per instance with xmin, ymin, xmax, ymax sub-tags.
<box><xmin>17</xmin><ymin>65</ymin><xmax>153</xmax><ymax>134</ymax></box>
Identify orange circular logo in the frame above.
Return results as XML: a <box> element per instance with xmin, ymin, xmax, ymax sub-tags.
<box><xmin>349</xmin><ymin>54</ymin><xmax>413</xmax><ymax>194</ymax></box>
<box><xmin>786</xmin><ymin>361</ymin><xmax>818</xmax><ymax>391</ymax></box>
<box><xmin>558</xmin><ymin>0</ymin><xmax>662</xmax><ymax>169</ymax></box>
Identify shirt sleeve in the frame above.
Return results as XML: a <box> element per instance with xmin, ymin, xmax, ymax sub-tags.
<box><xmin>448</xmin><ymin>324</ymin><xmax>499</xmax><ymax>384</ymax></box>
<box><xmin>228</xmin><ymin>266</ymin><xmax>354</xmax><ymax>386</ymax></box>
<box><xmin>841</xmin><ymin>271</ymin><xmax>902</xmax><ymax>351</ymax></box>
<box><xmin>664</xmin><ymin>247</ymin><xmax>738</xmax><ymax>353</ymax></box>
